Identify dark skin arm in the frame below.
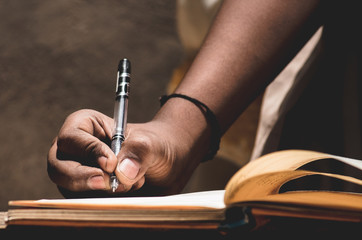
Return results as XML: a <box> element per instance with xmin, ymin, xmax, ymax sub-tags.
<box><xmin>47</xmin><ymin>0</ymin><xmax>323</xmax><ymax>196</ymax></box>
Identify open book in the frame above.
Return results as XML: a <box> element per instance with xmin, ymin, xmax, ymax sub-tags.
<box><xmin>1</xmin><ymin>150</ymin><xmax>362</xmax><ymax>230</ymax></box>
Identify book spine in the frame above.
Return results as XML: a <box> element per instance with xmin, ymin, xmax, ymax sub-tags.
<box><xmin>218</xmin><ymin>206</ymin><xmax>254</xmax><ymax>234</ymax></box>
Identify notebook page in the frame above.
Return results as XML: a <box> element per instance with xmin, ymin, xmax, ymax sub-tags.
<box><xmin>31</xmin><ymin>190</ymin><xmax>226</xmax><ymax>209</ymax></box>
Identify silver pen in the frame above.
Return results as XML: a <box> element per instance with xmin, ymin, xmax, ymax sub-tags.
<box><xmin>110</xmin><ymin>58</ymin><xmax>131</xmax><ymax>192</ymax></box>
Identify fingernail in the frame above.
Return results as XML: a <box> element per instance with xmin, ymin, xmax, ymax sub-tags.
<box><xmin>88</xmin><ymin>175</ymin><xmax>106</xmax><ymax>190</ymax></box>
<box><xmin>118</xmin><ymin>158</ymin><xmax>139</xmax><ymax>180</ymax></box>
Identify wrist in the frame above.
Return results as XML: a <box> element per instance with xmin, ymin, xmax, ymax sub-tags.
<box><xmin>160</xmin><ymin>94</ymin><xmax>221</xmax><ymax>161</ymax></box>
<box><xmin>154</xmin><ymin>94</ymin><xmax>217</xmax><ymax>163</ymax></box>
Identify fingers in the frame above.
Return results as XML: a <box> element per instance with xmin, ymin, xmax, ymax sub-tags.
<box><xmin>57</xmin><ymin>109</ymin><xmax>118</xmax><ymax>173</ymax></box>
<box><xmin>47</xmin><ymin>139</ymin><xmax>108</xmax><ymax>191</ymax></box>
<box><xmin>47</xmin><ymin>110</ymin><xmax>150</xmax><ymax>194</ymax></box>
<box><xmin>48</xmin><ymin>138</ymin><xmax>145</xmax><ymax>193</ymax></box>
<box><xmin>47</xmin><ymin>110</ymin><xmax>176</xmax><ymax>195</ymax></box>
<box><xmin>47</xmin><ymin>109</ymin><xmax>119</xmax><ymax>193</ymax></box>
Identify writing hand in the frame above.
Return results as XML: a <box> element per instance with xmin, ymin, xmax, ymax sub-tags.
<box><xmin>47</xmin><ymin>109</ymin><xmax>192</xmax><ymax>197</ymax></box>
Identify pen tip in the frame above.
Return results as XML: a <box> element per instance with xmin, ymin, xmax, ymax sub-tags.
<box><xmin>110</xmin><ymin>175</ymin><xmax>119</xmax><ymax>193</ymax></box>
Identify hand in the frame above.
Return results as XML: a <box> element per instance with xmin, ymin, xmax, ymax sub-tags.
<box><xmin>47</xmin><ymin>109</ymin><xmax>197</xmax><ymax>197</ymax></box>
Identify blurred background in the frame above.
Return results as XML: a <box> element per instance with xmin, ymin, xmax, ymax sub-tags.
<box><xmin>0</xmin><ymin>0</ymin><xmax>251</xmax><ymax>210</ymax></box>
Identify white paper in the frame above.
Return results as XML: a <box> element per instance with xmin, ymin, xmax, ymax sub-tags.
<box><xmin>37</xmin><ymin>190</ymin><xmax>226</xmax><ymax>209</ymax></box>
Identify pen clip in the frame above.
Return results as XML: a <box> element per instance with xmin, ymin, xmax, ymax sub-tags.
<box><xmin>116</xmin><ymin>59</ymin><xmax>131</xmax><ymax>96</ymax></box>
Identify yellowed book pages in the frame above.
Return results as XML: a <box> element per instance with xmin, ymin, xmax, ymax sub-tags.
<box><xmin>3</xmin><ymin>150</ymin><xmax>362</xmax><ymax>229</ymax></box>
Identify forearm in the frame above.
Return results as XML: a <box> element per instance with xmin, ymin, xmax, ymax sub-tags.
<box><xmin>177</xmin><ymin>0</ymin><xmax>322</xmax><ymax>131</ymax></box>
<box><xmin>154</xmin><ymin>0</ymin><xmax>323</xmax><ymax>169</ymax></box>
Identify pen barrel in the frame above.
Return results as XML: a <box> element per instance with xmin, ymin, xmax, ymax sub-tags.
<box><xmin>112</xmin><ymin>96</ymin><xmax>128</xmax><ymax>139</ymax></box>
<box><xmin>111</xmin><ymin>134</ymin><xmax>124</xmax><ymax>157</ymax></box>
<box><xmin>111</xmin><ymin>58</ymin><xmax>130</xmax><ymax>156</ymax></box>
<box><xmin>111</xmin><ymin>97</ymin><xmax>127</xmax><ymax>156</ymax></box>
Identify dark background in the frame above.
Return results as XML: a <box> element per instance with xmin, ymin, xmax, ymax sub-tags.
<box><xmin>0</xmin><ymin>1</ymin><xmax>184</xmax><ymax>210</ymax></box>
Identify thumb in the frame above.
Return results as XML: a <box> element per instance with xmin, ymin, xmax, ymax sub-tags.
<box><xmin>117</xmin><ymin>158</ymin><xmax>141</xmax><ymax>181</ymax></box>
<box><xmin>114</xmin><ymin>135</ymin><xmax>154</xmax><ymax>190</ymax></box>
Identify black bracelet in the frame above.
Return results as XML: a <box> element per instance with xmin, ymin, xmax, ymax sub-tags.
<box><xmin>159</xmin><ymin>93</ymin><xmax>221</xmax><ymax>162</ymax></box>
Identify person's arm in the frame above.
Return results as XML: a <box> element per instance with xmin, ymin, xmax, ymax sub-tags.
<box><xmin>47</xmin><ymin>0</ymin><xmax>324</xmax><ymax>196</ymax></box>
<box><xmin>172</xmin><ymin>0</ymin><xmax>323</xmax><ymax>133</ymax></box>
<box><xmin>149</xmin><ymin>0</ymin><xmax>323</xmax><ymax>189</ymax></box>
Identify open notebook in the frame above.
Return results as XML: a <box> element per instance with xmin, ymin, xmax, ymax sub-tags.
<box><xmin>2</xmin><ymin>150</ymin><xmax>362</xmax><ymax>230</ymax></box>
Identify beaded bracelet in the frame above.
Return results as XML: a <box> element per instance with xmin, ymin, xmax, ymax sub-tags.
<box><xmin>159</xmin><ymin>93</ymin><xmax>221</xmax><ymax>162</ymax></box>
